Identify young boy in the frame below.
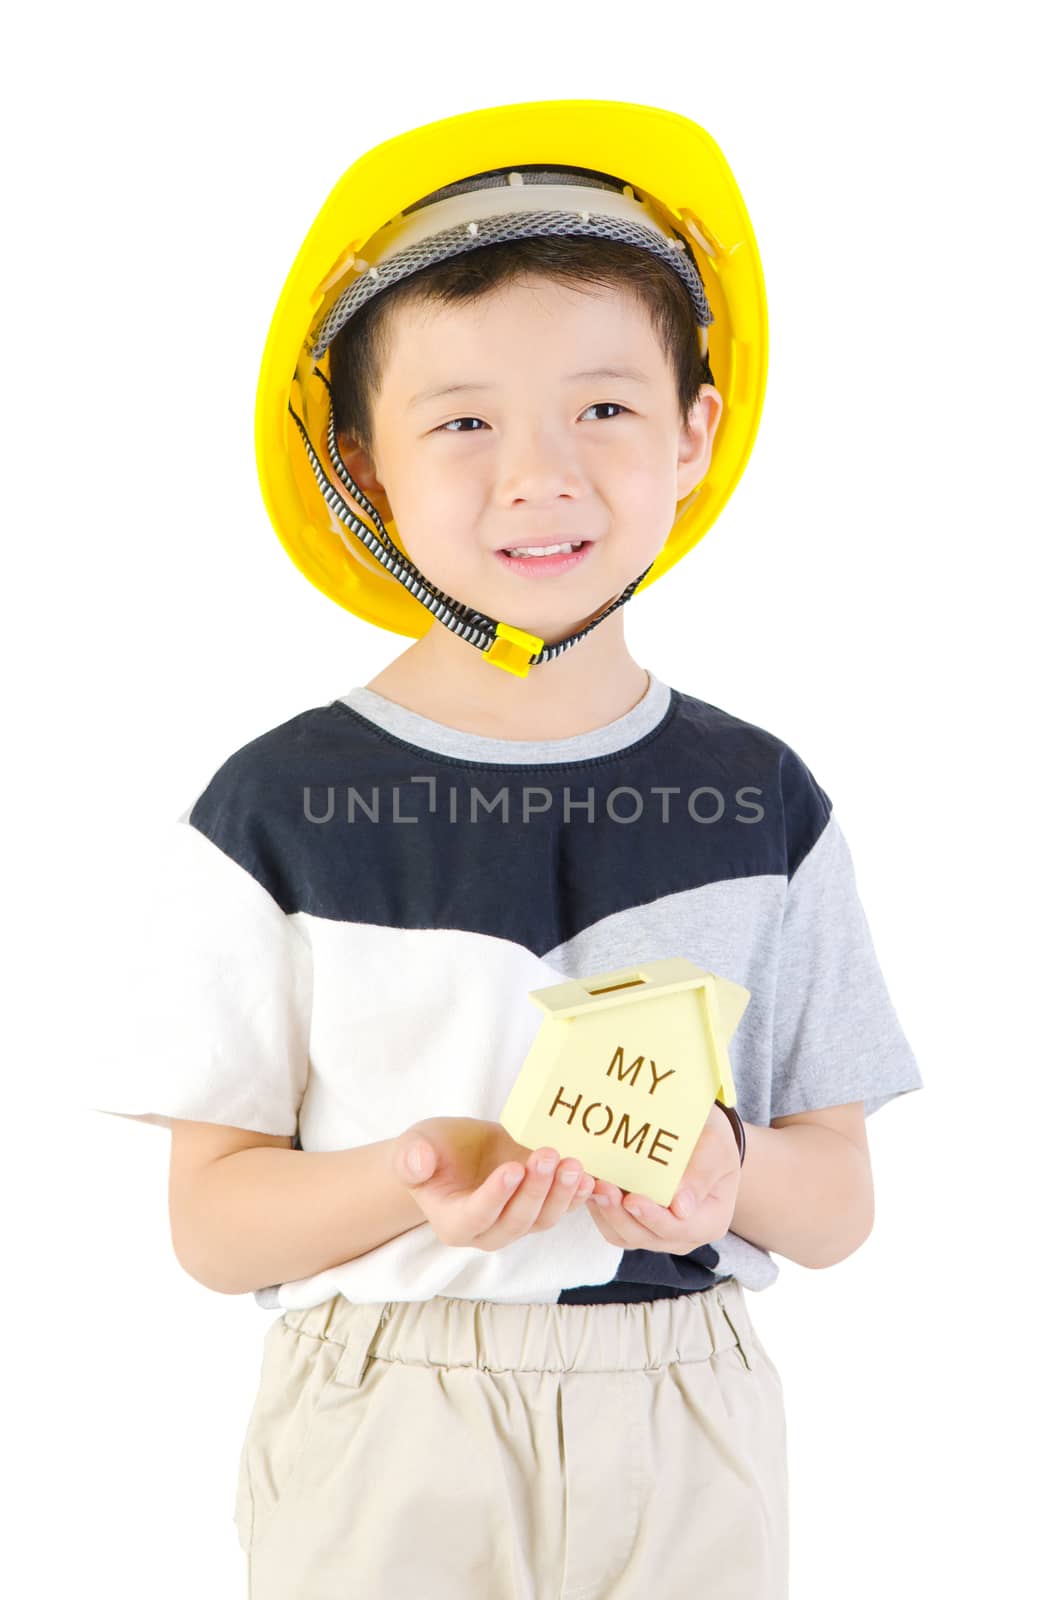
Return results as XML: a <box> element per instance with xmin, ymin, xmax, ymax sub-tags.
<box><xmin>88</xmin><ymin>100</ymin><xmax>923</xmax><ymax>1598</ymax></box>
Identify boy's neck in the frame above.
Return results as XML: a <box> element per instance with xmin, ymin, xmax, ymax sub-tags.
<box><xmin>363</xmin><ymin>610</ymin><xmax>651</xmax><ymax>741</ymax></box>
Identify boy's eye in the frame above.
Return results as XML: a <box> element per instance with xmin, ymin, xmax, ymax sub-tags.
<box><xmin>582</xmin><ymin>402</ymin><xmax>628</xmax><ymax>422</ymax></box>
<box><xmin>439</xmin><ymin>417</ymin><xmax>486</xmax><ymax>433</ymax></box>
<box><xmin>437</xmin><ymin>402</ymin><xmax>629</xmax><ymax>434</ymax></box>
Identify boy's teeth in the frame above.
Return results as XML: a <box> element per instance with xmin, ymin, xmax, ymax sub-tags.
<box><xmin>505</xmin><ymin>541</ymin><xmax>582</xmax><ymax>558</ymax></box>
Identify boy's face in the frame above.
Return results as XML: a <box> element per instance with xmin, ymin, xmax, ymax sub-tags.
<box><xmin>337</xmin><ymin>276</ymin><xmax>722</xmax><ymax>643</ymax></box>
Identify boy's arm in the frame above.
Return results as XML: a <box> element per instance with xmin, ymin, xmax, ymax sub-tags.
<box><xmin>169</xmin><ymin>1126</ymin><xmax>425</xmax><ymax>1296</ymax></box>
<box><xmin>729</xmin><ymin>1102</ymin><xmax>875</xmax><ymax>1269</ymax></box>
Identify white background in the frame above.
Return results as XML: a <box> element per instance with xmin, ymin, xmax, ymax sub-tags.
<box><xmin>6</xmin><ymin>2</ymin><xmax>1056</xmax><ymax>1595</ymax></box>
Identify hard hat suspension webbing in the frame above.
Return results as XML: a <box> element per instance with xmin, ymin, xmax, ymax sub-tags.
<box><xmin>309</xmin><ymin>207</ymin><xmax>712</xmax><ymax>361</ymax></box>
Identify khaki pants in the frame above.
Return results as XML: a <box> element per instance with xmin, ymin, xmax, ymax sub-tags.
<box><xmin>234</xmin><ymin>1276</ymin><xmax>788</xmax><ymax>1598</ymax></box>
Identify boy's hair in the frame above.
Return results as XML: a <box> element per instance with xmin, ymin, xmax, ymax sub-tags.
<box><xmin>329</xmin><ymin>234</ymin><xmax>714</xmax><ymax>463</ymax></box>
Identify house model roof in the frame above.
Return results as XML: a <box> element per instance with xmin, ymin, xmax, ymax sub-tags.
<box><xmin>527</xmin><ymin>957</ymin><xmax>750</xmax><ymax>1043</ymax></box>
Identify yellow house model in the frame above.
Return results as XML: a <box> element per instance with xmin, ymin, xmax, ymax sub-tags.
<box><xmin>500</xmin><ymin>957</ymin><xmax>751</xmax><ymax>1207</ymax></box>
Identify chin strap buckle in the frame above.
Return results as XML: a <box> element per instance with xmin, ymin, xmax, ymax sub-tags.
<box><xmin>483</xmin><ymin>622</ymin><xmax>545</xmax><ymax>677</ymax></box>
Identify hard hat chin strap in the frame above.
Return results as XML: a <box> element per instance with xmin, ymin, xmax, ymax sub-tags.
<box><xmin>287</xmin><ymin>367</ymin><xmax>654</xmax><ymax>678</ymax></box>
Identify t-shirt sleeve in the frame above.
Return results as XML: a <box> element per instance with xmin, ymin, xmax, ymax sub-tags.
<box><xmin>84</xmin><ymin>809</ymin><xmax>312</xmax><ymax>1136</ymax></box>
<box><xmin>770</xmin><ymin>758</ymin><xmax>923</xmax><ymax>1121</ymax></box>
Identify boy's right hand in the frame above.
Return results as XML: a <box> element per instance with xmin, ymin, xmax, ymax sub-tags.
<box><xmin>391</xmin><ymin>1116</ymin><xmax>596</xmax><ymax>1251</ymax></box>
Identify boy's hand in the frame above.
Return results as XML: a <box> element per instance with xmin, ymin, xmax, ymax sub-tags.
<box><xmin>584</xmin><ymin>1102</ymin><xmax>743</xmax><ymax>1255</ymax></box>
<box><xmin>392</xmin><ymin>1116</ymin><xmax>596</xmax><ymax>1252</ymax></box>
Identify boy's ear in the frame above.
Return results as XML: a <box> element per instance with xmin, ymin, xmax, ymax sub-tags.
<box><xmin>676</xmin><ymin>383</ymin><xmax>724</xmax><ymax>498</ymax></box>
<box><xmin>336</xmin><ymin>431</ymin><xmax>394</xmax><ymax>517</ymax></box>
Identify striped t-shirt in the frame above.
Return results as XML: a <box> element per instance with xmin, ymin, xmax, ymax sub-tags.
<box><xmin>87</xmin><ymin>668</ymin><xmax>922</xmax><ymax>1309</ymax></box>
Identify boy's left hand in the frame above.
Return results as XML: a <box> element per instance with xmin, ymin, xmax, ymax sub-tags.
<box><xmin>583</xmin><ymin>1101</ymin><xmax>742</xmax><ymax>1254</ymax></box>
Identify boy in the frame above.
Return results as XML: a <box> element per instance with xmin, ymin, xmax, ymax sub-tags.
<box><xmin>88</xmin><ymin>100</ymin><xmax>922</xmax><ymax>1598</ymax></box>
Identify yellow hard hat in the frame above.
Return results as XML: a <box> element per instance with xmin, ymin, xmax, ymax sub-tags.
<box><xmin>256</xmin><ymin>98</ymin><xmax>768</xmax><ymax>676</ymax></box>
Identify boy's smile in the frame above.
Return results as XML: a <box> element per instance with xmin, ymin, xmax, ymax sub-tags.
<box><xmin>337</xmin><ymin>275</ymin><xmax>722</xmax><ymax>646</ymax></box>
<box><xmin>492</xmin><ymin>538</ymin><xmax>596</xmax><ymax>578</ymax></box>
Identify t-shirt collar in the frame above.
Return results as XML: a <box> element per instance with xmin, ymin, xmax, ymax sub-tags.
<box><xmin>336</xmin><ymin>668</ymin><xmax>673</xmax><ymax>765</ymax></box>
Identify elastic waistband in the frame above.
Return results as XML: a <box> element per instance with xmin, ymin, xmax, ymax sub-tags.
<box><xmin>280</xmin><ymin>1278</ymin><xmax>753</xmax><ymax>1389</ymax></box>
